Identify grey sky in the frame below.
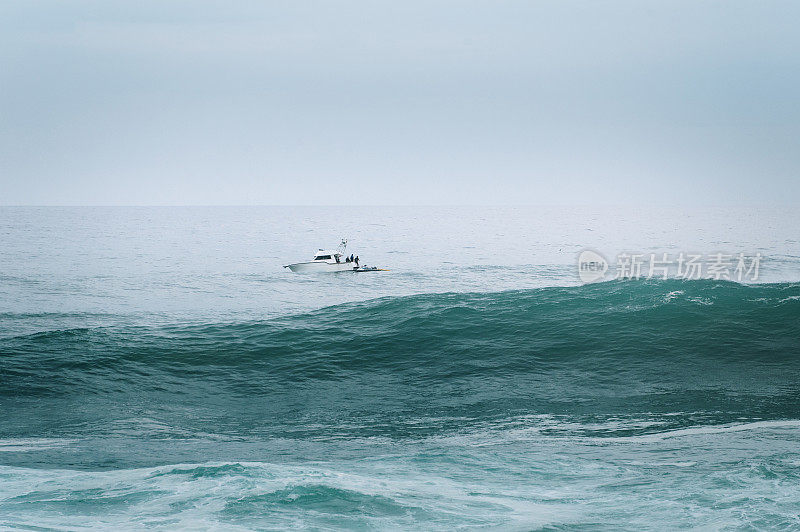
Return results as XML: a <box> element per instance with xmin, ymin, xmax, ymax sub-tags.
<box><xmin>1</xmin><ymin>1</ymin><xmax>798</xmax><ymax>205</ymax></box>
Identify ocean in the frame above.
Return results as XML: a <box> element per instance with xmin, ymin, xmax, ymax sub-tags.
<box><xmin>1</xmin><ymin>206</ymin><xmax>799</xmax><ymax>530</ymax></box>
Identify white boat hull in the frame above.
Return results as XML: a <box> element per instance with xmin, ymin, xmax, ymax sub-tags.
<box><xmin>285</xmin><ymin>261</ymin><xmax>358</xmax><ymax>273</ymax></box>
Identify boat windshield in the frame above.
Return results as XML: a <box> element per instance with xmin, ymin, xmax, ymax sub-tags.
<box><xmin>315</xmin><ymin>255</ymin><xmax>332</xmax><ymax>260</ymax></box>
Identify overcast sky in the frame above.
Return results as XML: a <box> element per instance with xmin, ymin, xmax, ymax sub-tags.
<box><xmin>1</xmin><ymin>1</ymin><xmax>798</xmax><ymax>205</ymax></box>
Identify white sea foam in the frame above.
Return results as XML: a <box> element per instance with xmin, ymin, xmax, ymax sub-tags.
<box><xmin>663</xmin><ymin>290</ymin><xmax>685</xmax><ymax>302</ymax></box>
<box><xmin>601</xmin><ymin>419</ymin><xmax>800</xmax><ymax>443</ymax></box>
<box><xmin>0</xmin><ymin>461</ymin><xmax>581</xmax><ymax>530</ymax></box>
<box><xmin>0</xmin><ymin>438</ymin><xmax>75</xmax><ymax>452</ymax></box>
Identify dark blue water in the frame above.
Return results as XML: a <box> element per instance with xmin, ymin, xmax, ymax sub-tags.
<box><xmin>2</xmin><ymin>207</ymin><xmax>800</xmax><ymax>529</ymax></box>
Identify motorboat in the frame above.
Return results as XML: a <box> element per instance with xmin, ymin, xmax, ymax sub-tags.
<box><xmin>284</xmin><ymin>250</ymin><xmax>358</xmax><ymax>273</ymax></box>
<box><xmin>284</xmin><ymin>240</ymin><xmax>360</xmax><ymax>273</ymax></box>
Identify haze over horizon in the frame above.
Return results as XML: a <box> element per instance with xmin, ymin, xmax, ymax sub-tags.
<box><xmin>2</xmin><ymin>1</ymin><xmax>799</xmax><ymax>206</ymax></box>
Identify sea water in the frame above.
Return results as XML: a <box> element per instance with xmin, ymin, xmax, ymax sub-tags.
<box><xmin>1</xmin><ymin>206</ymin><xmax>799</xmax><ymax>529</ymax></box>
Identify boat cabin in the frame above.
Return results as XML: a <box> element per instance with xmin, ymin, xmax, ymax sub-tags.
<box><xmin>313</xmin><ymin>249</ymin><xmax>343</xmax><ymax>263</ymax></box>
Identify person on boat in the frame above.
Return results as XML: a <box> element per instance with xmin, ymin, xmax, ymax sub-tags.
<box><xmin>355</xmin><ymin>255</ymin><xmax>359</xmax><ymax>266</ymax></box>
<box><xmin>350</xmin><ymin>254</ymin><xmax>354</xmax><ymax>262</ymax></box>
<box><xmin>345</xmin><ymin>256</ymin><xmax>350</xmax><ymax>263</ymax></box>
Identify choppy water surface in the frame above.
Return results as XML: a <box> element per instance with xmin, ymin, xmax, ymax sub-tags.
<box><xmin>1</xmin><ymin>206</ymin><xmax>799</xmax><ymax>529</ymax></box>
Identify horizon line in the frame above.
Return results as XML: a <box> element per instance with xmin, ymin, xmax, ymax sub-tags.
<box><xmin>1</xmin><ymin>201</ymin><xmax>797</xmax><ymax>208</ymax></box>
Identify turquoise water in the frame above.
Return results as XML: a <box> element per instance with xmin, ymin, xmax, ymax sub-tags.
<box><xmin>2</xmin><ymin>207</ymin><xmax>800</xmax><ymax>529</ymax></box>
